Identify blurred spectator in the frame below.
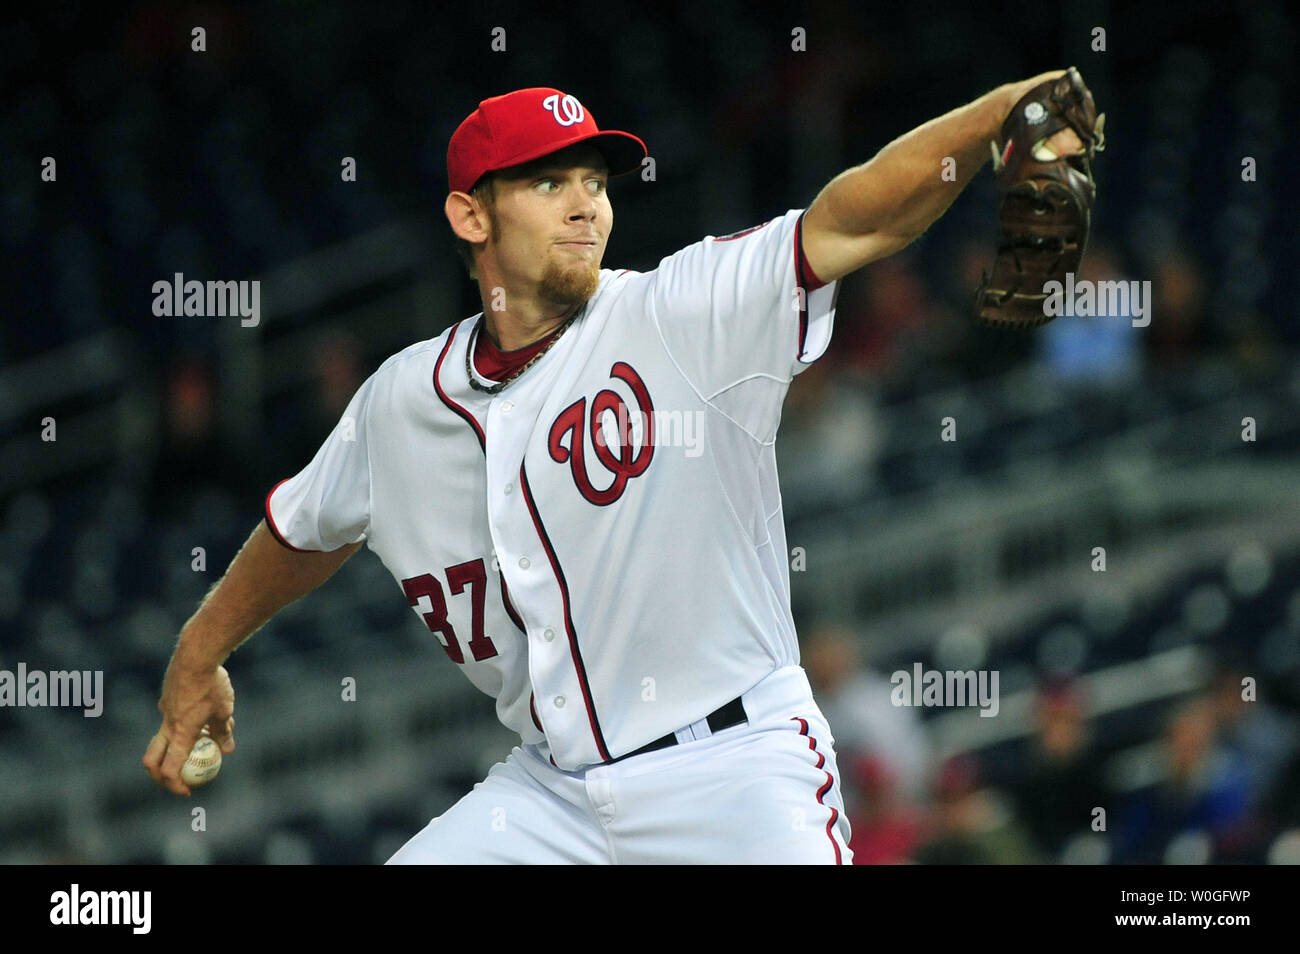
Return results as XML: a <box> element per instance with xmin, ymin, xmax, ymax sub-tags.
<box><xmin>845</xmin><ymin>753</ymin><xmax>925</xmax><ymax>864</ymax></box>
<box><xmin>913</xmin><ymin>754</ymin><xmax>1038</xmax><ymax>864</ymax></box>
<box><xmin>1005</xmin><ymin>678</ymin><xmax>1109</xmax><ymax>861</ymax></box>
<box><xmin>803</xmin><ymin>624</ymin><xmax>932</xmax><ymax>802</ymax></box>
<box><xmin>1146</xmin><ymin>249</ymin><xmax>1207</xmax><ymax>369</ymax></box>
<box><xmin>1037</xmin><ymin>241</ymin><xmax>1143</xmax><ymax>389</ymax></box>
<box><xmin>311</xmin><ymin>331</ymin><xmax>365</xmax><ymax>425</ymax></box>
<box><xmin>1114</xmin><ymin>699</ymin><xmax>1254</xmax><ymax>864</ymax></box>
<box><xmin>272</xmin><ymin>331</ymin><xmax>367</xmax><ymax>475</ymax></box>
<box><xmin>831</xmin><ymin>255</ymin><xmax>945</xmax><ymax>386</ymax></box>
<box><xmin>147</xmin><ymin>358</ymin><xmax>246</xmax><ymax>513</ymax></box>
<box><xmin>777</xmin><ymin>360</ymin><xmax>883</xmax><ymax>516</ymax></box>
<box><xmin>1208</xmin><ymin>660</ymin><xmax>1298</xmax><ymax>810</ymax></box>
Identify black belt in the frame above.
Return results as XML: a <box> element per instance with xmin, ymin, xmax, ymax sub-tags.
<box><xmin>614</xmin><ymin>696</ymin><xmax>748</xmax><ymax>762</ymax></box>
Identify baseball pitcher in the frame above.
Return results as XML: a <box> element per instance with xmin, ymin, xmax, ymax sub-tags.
<box><xmin>144</xmin><ymin>71</ymin><xmax>1101</xmax><ymax>863</ymax></box>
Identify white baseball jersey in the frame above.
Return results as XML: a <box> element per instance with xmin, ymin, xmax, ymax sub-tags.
<box><xmin>266</xmin><ymin>207</ymin><xmax>840</xmax><ymax>771</ymax></box>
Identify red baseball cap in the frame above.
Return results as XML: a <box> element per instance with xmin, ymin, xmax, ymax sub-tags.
<box><xmin>447</xmin><ymin>87</ymin><xmax>647</xmax><ymax>195</ymax></box>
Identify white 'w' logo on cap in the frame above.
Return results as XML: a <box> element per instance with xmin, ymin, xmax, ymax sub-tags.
<box><xmin>542</xmin><ymin>93</ymin><xmax>585</xmax><ymax>127</ymax></box>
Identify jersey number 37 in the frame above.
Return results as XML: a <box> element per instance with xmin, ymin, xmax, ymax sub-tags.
<box><xmin>401</xmin><ymin>559</ymin><xmax>499</xmax><ymax>663</ymax></box>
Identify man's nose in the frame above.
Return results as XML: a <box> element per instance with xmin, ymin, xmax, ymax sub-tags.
<box><xmin>568</xmin><ymin>188</ymin><xmax>598</xmax><ymax>219</ymax></box>
<box><xmin>568</xmin><ymin>197</ymin><xmax>598</xmax><ymax>221</ymax></box>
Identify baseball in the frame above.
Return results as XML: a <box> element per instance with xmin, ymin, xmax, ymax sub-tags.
<box><xmin>180</xmin><ymin>734</ymin><xmax>222</xmax><ymax>787</ymax></box>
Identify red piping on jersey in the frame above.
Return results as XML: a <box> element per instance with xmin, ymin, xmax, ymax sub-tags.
<box><xmin>519</xmin><ymin>461</ymin><xmax>612</xmax><ymax>763</ymax></box>
<box><xmin>793</xmin><ymin>212</ymin><xmax>829</xmax><ymax>363</ymax></box>
<box><xmin>794</xmin><ymin>212</ymin><xmax>829</xmax><ymax>293</ymax></box>
<box><xmin>792</xmin><ymin>717</ymin><xmax>843</xmax><ymax>864</ymax></box>
<box><xmin>500</xmin><ymin>576</ymin><xmax>527</xmax><ymax>633</ymax></box>
<box><xmin>433</xmin><ymin>322</ymin><xmax>486</xmax><ymax>450</ymax></box>
<box><xmin>433</xmin><ymin>325</ymin><xmax>526</xmax><ymax>633</ymax></box>
<box><xmin>434</xmin><ymin>323</ymin><xmax>539</xmax><ymax>724</ymax></box>
<box><xmin>714</xmin><ymin>221</ymin><xmax>771</xmax><ymax>243</ymax></box>
<box><xmin>529</xmin><ymin>692</ymin><xmax>544</xmax><ymax>732</ymax></box>
<box><xmin>264</xmin><ymin>478</ymin><xmax>310</xmax><ymax>552</ymax></box>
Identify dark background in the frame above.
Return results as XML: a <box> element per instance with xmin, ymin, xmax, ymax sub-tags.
<box><xmin>0</xmin><ymin>0</ymin><xmax>1296</xmax><ymax>864</ymax></box>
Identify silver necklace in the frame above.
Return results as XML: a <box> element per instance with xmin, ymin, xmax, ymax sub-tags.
<box><xmin>466</xmin><ymin>306</ymin><xmax>583</xmax><ymax>394</ymax></box>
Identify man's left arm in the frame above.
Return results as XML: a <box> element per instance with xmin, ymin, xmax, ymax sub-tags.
<box><xmin>802</xmin><ymin>70</ymin><xmax>1079</xmax><ymax>283</ymax></box>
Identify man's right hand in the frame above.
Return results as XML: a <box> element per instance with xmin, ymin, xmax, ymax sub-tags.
<box><xmin>142</xmin><ymin>660</ymin><xmax>236</xmax><ymax>796</ymax></box>
<box><xmin>139</xmin><ymin>520</ymin><xmax>362</xmax><ymax>796</ymax></box>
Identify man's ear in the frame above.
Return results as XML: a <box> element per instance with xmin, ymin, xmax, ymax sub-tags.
<box><xmin>445</xmin><ymin>191</ymin><xmax>492</xmax><ymax>244</ymax></box>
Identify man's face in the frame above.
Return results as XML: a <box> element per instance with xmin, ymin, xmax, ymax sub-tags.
<box><xmin>481</xmin><ymin>143</ymin><xmax>611</xmax><ymax>311</ymax></box>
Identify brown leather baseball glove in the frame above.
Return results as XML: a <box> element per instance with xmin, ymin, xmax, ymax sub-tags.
<box><xmin>974</xmin><ymin>67</ymin><xmax>1106</xmax><ymax>329</ymax></box>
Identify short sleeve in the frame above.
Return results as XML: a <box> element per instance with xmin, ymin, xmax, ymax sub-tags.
<box><xmin>650</xmin><ymin>208</ymin><xmax>840</xmax><ymax>400</ymax></box>
<box><xmin>265</xmin><ymin>376</ymin><xmax>374</xmax><ymax>552</ymax></box>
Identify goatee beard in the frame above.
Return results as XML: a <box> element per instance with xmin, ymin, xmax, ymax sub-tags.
<box><xmin>538</xmin><ymin>257</ymin><xmax>599</xmax><ymax>311</ymax></box>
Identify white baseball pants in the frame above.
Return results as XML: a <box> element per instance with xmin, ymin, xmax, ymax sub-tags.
<box><xmin>386</xmin><ymin>666</ymin><xmax>853</xmax><ymax>864</ymax></box>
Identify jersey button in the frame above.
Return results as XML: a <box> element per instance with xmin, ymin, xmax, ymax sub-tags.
<box><xmin>518</xmin><ymin>557</ymin><xmax>530</xmax><ymax>570</ymax></box>
<box><xmin>553</xmin><ymin>696</ymin><xmax>566</xmax><ymax>708</ymax></box>
<box><xmin>504</xmin><ymin>482</ymin><xmax>514</xmax><ymax>495</ymax></box>
<box><xmin>543</xmin><ymin>627</ymin><xmax>555</xmax><ymax>642</ymax></box>
<box><xmin>501</xmin><ymin>400</ymin><xmax>514</xmax><ymax>413</ymax></box>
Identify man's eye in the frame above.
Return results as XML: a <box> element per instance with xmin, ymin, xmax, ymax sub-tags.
<box><xmin>535</xmin><ymin>177</ymin><xmax>605</xmax><ymax>193</ymax></box>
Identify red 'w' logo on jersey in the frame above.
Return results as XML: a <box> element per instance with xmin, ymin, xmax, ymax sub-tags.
<box><xmin>548</xmin><ymin>361</ymin><xmax>654</xmax><ymax>505</ymax></box>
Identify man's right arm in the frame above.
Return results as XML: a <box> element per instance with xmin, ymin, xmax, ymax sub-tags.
<box><xmin>142</xmin><ymin>520</ymin><xmax>362</xmax><ymax>795</ymax></box>
<box><xmin>177</xmin><ymin>520</ymin><xmax>362</xmax><ymax>664</ymax></box>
